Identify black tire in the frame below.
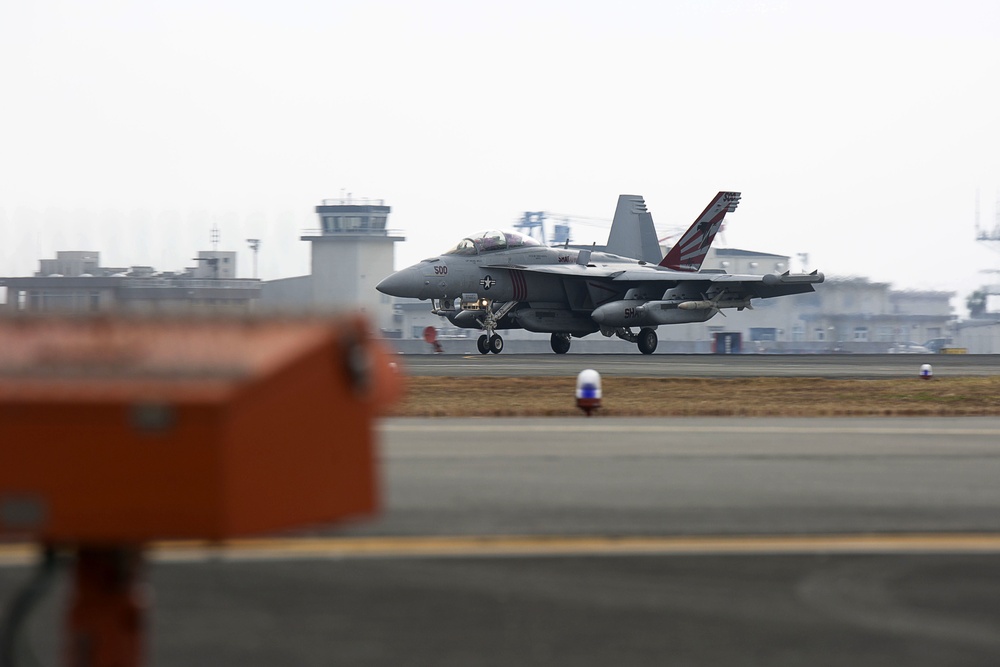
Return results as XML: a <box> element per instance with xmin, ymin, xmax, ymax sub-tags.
<box><xmin>477</xmin><ymin>334</ymin><xmax>490</xmax><ymax>354</ymax></box>
<box><xmin>550</xmin><ymin>333</ymin><xmax>571</xmax><ymax>354</ymax></box>
<box><xmin>489</xmin><ymin>334</ymin><xmax>504</xmax><ymax>354</ymax></box>
<box><xmin>638</xmin><ymin>328</ymin><xmax>658</xmax><ymax>355</ymax></box>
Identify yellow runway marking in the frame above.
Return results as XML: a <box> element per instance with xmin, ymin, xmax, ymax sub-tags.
<box><xmin>0</xmin><ymin>543</ymin><xmax>36</xmax><ymax>566</ymax></box>
<box><xmin>5</xmin><ymin>534</ymin><xmax>1000</xmax><ymax>566</ymax></box>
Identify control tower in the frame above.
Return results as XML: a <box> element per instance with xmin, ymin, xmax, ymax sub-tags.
<box><xmin>301</xmin><ymin>197</ymin><xmax>405</xmax><ymax>330</ymax></box>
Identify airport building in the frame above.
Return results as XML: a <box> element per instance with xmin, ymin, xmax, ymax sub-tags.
<box><xmin>951</xmin><ymin>286</ymin><xmax>1000</xmax><ymax>353</ymax></box>
<box><xmin>260</xmin><ymin>198</ymin><xmax>403</xmax><ymax>333</ymax></box>
<box><xmin>955</xmin><ymin>319</ymin><xmax>1000</xmax><ymax>353</ymax></box>
<box><xmin>0</xmin><ymin>250</ymin><xmax>259</xmax><ymax>313</ymax></box>
<box><xmin>0</xmin><ymin>197</ymin><xmax>404</xmax><ymax>326</ymax></box>
<box><xmin>692</xmin><ymin>256</ymin><xmax>956</xmax><ymax>354</ymax></box>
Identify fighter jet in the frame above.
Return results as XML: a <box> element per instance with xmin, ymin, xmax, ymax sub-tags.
<box><xmin>376</xmin><ymin>192</ymin><xmax>824</xmax><ymax>354</ymax></box>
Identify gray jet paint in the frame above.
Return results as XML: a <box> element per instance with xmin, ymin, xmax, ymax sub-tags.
<box><xmin>376</xmin><ymin>192</ymin><xmax>824</xmax><ymax>354</ymax></box>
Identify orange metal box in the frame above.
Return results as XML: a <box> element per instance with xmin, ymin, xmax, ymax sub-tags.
<box><xmin>0</xmin><ymin>315</ymin><xmax>396</xmax><ymax>543</ymax></box>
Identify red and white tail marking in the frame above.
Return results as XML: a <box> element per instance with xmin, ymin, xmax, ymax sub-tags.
<box><xmin>660</xmin><ymin>191</ymin><xmax>741</xmax><ymax>272</ymax></box>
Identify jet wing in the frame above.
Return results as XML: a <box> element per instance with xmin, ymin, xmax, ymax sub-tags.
<box><xmin>498</xmin><ymin>263</ymin><xmax>824</xmax><ymax>298</ymax></box>
<box><xmin>608</xmin><ymin>268</ymin><xmax>825</xmax><ymax>298</ymax></box>
<box><xmin>708</xmin><ymin>272</ymin><xmax>825</xmax><ymax>298</ymax></box>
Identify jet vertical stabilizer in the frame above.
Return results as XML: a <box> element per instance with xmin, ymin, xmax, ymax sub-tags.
<box><xmin>660</xmin><ymin>191</ymin><xmax>741</xmax><ymax>272</ymax></box>
<box><xmin>605</xmin><ymin>195</ymin><xmax>661</xmax><ymax>264</ymax></box>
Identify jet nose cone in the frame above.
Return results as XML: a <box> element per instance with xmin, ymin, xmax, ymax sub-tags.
<box><xmin>376</xmin><ymin>267</ymin><xmax>423</xmax><ymax>298</ymax></box>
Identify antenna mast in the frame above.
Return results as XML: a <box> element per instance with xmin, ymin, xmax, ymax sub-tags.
<box><xmin>976</xmin><ymin>189</ymin><xmax>1000</xmax><ymax>254</ymax></box>
<box><xmin>246</xmin><ymin>239</ymin><xmax>261</xmax><ymax>279</ymax></box>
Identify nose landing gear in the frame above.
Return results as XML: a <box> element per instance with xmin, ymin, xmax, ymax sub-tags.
<box><xmin>474</xmin><ymin>300</ymin><xmax>517</xmax><ymax>354</ymax></box>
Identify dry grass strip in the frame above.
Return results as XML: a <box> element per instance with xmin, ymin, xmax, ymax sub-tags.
<box><xmin>389</xmin><ymin>376</ymin><xmax>1000</xmax><ymax>417</ymax></box>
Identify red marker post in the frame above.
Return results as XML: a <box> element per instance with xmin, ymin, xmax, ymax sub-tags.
<box><xmin>422</xmin><ymin>326</ymin><xmax>443</xmax><ymax>354</ymax></box>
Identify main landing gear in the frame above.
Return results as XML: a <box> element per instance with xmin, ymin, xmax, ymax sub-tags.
<box><xmin>477</xmin><ymin>334</ymin><xmax>504</xmax><ymax>355</ymax></box>
<box><xmin>607</xmin><ymin>326</ymin><xmax>659</xmax><ymax>354</ymax></box>
<box><xmin>550</xmin><ymin>333</ymin><xmax>571</xmax><ymax>354</ymax></box>
<box><xmin>637</xmin><ymin>327</ymin><xmax>658</xmax><ymax>355</ymax></box>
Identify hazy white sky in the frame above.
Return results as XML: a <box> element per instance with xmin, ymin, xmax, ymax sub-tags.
<box><xmin>2</xmin><ymin>1</ymin><xmax>999</xmax><ymax>309</ymax></box>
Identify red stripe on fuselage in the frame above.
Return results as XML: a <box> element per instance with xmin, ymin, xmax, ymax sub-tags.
<box><xmin>511</xmin><ymin>270</ymin><xmax>527</xmax><ymax>300</ymax></box>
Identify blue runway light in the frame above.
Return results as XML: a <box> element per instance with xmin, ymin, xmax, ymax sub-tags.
<box><xmin>576</xmin><ymin>369</ymin><xmax>602</xmax><ymax>416</ymax></box>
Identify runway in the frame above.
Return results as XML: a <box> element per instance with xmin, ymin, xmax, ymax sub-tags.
<box><xmin>3</xmin><ymin>416</ymin><xmax>1000</xmax><ymax>665</ymax></box>
<box><xmin>399</xmin><ymin>352</ymin><xmax>1000</xmax><ymax>378</ymax></box>
<box><xmin>356</xmin><ymin>417</ymin><xmax>1000</xmax><ymax>538</ymax></box>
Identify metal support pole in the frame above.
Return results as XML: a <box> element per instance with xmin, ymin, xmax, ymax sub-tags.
<box><xmin>67</xmin><ymin>547</ymin><xmax>147</xmax><ymax>667</ymax></box>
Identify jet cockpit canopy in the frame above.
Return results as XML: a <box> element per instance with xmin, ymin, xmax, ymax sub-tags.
<box><xmin>443</xmin><ymin>230</ymin><xmax>542</xmax><ymax>256</ymax></box>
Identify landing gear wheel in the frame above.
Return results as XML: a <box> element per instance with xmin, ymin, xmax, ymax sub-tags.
<box><xmin>637</xmin><ymin>328</ymin><xmax>658</xmax><ymax>355</ymax></box>
<box><xmin>550</xmin><ymin>333</ymin><xmax>571</xmax><ymax>354</ymax></box>
<box><xmin>477</xmin><ymin>334</ymin><xmax>490</xmax><ymax>355</ymax></box>
<box><xmin>489</xmin><ymin>334</ymin><xmax>504</xmax><ymax>354</ymax></box>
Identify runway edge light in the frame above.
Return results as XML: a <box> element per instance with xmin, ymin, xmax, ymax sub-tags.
<box><xmin>576</xmin><ymin>369</ymin><xmax>602</xmax><ymax>416</ymax></box>
<box><xmin>920</xmin><ymin>363</ymin><xmax>933</xmax><ymax>380</ymax></box>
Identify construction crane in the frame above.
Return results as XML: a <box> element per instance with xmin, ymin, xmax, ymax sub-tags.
<box><xmin>512</xmin><ymin>210</ymin><xmax>612</xmax><ymax>247</ymax></box>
